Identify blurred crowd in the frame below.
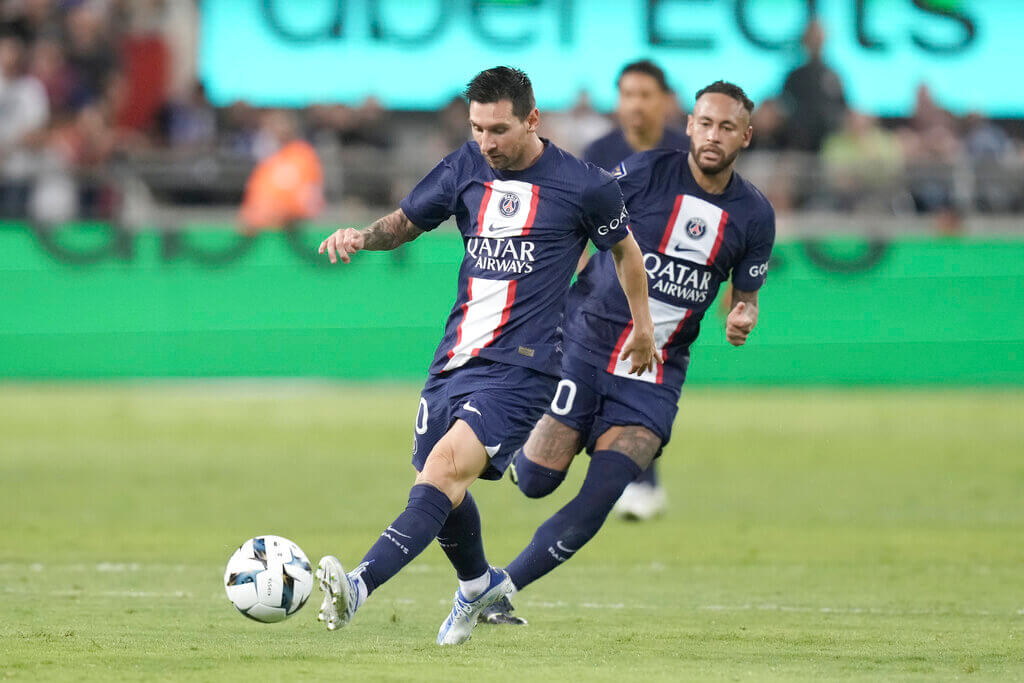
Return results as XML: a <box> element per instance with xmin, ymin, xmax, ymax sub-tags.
<box><xmin>0</xmin><ymin>3</ymin><xmax>1021</xmax><ymax>230</ymax></box>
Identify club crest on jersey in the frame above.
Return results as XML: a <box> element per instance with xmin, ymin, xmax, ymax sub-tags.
<box><xmin>498</xmin><ymin>192</ymin><xmax>521</xmax><ymax>217</ymax></box>
<box><xmin>611</xmin><ymin>162</ymin><xmax>626</xmax><ymax>178</ymax></box>
<box><xmin>685</xmin><ymin>217</ymin><xmax>707</xmax><ymax>239</ymax></box>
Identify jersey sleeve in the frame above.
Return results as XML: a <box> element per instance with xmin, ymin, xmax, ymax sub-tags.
<box><xmin>581</xmin><ymin>174</ymin><xmax>630</xmax><ymax>251</ymax></box>
<box><xmin>611</xmin><ymin>151</ymin><xmax>652</xmax><ymax>207</ymax></box>
<box><xmin>398</xmin><ymin>157</ymin><xmax>459</xmax><ymax>231</ymax></box>
<box><xmin>731</xmin><ymin>204</ymin><xmax>776</xmax><ymax>291</ymax></box>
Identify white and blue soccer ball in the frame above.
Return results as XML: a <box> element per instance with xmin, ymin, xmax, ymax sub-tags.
<box><xmin>224</xmin><ymin>535</ymin><xmax>313</xmax><ymax>623</ymax></box>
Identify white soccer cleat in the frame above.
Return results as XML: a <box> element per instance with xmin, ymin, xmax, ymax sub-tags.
<box><xmin>437</xmin><ymin>568</ymin><xmax>514</xmax><ymax>646</ymax></box>
<box><xmin>316</xmin><ymin>555</ymin><xmax>359</xmax><ymax>631</ymax></box>
<box><xmin>613</xmin><ymin>482</ymin><xmax>668</xmax><ymax>521</ymax></box>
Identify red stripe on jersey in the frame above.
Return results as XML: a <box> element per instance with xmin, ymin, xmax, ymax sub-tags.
<box><xmin>476</xmin><ymin>183</ymin><xmax>493</xmax><ymax>235</ymax></box>
<box><xmin>607</xmin><ymin>321</ymin><xmax>634</xmax><ymax>373</ymax></box>
<box><xmin>448</xmin><ymin>278</ymin><xmax>473</xmax><ymax>359</ymax></box>
<box><xmin>656</xmin><ymin>309</ymin><xmax>694</xmax><ymax>384</ymax></box>
<box><xmin>520</xmin><ymin>185</ymin><xmax>540</xmax><ymax>236</ymax></box>
<box><xmin>706</xmin><ymin>210</ymin><xmax>729</xmax><ymax>265</ymax></box>
<box><xmin>658</xmin><ymin>195</ymin><xmax>684</xmax><ymax>253</ymax></box>
<box><xmin>477</xmin><ymin>279</ymin><xmax>518</xmax><ymax>354</ymax></box>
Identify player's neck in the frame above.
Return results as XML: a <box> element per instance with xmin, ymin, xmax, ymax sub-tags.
<box><xmin>687</xmin><ymin>152</ymin><xmax>733</xmax><ymax>195</ymax></box>
<box><xmin>624</xmin><ymin>126</ymin><xmax>664</xmax><ymax>152</ymax></box>
<box><xmin>508</xmin><ymin>135</ymin><xmax>545</xmax><ymax>171</ymax></box>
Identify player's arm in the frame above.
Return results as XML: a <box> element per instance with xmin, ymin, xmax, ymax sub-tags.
<box><xmin>318</xmin><ymin>209</ymin><xmax>424</xmax><ymax>264</ymax></box>
<box><xmin>726</xmin><ymin>288</ymin><xmax>759</xmax><ymax>346</ymax></box>
<box><xmin>610</xmin><ymin>234</ymin><xmax>660</xmax><ymax>375</ymax></box>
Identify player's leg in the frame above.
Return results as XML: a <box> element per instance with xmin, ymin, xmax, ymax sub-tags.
<box><xmin>614</xmin><ymin>460</ymin><xmax>668</xmax><ymax>521</ymax></box>
<box><xmin>503</xmin><ymin>424</ymin><xmax>661</xmax><ymax>594</ymax></box>
<box><xmin>510</xmin><ymin>415</ymin><xmax>582</xmax><ymax>497</ymax></box>
<box><xmin>317</xmin><ymin>419</ymin><xmax>490</xmax><ymax>631</ymax></box>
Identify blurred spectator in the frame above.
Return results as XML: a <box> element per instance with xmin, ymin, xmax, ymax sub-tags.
<box><xmin>0</xmin><ymin>33</ymin><xmax>48</xmax><ymax>216</ymax></box>
<box><xmin>898</xmin><ymin>83</ymin><xmax>962</xmax><ymax>225</ymax></box>
<box><xmin>239</xmin><ymin>109</ymin><xmax>324</xmax><ymax>233</ymax></box>
<box><xmin>308</xmin><ymin>97</ymin><xmax>395</xmax><ymax>206</ymax></box>
<box><xmin>435</xmin><ymin>94</ymin><xmax>469</xmax><ymax>153</ymax></box>
<box><xmin>157</xmin><ymin>80</ymin><xmax>216</xmax><ymax>151</ymax></box>
<box><xmin>779</xmin><ymin>20</ymin><xmax>847</xmax><ymax>153</ymax></box>
<box><xmin>963</xmin><ymin>111</ymin><xmax>1012</xmax><ymax>162</ymax></box>
<box><xmin>0</xmin><ymin>0</ymin><xmax>60</xmax><ymax>44</ymax></box>
<box><xmin>542</xmin><ymin>90</ymin><xmax>612</xmax><ymax>157</ymax></box>
<box><xmin>963</xmin><ymin>111</ymin><xmax>1017</xmax><ymax>213</ymax></box>
<box><xmin>821</xmin><ymin>110</ymin><xmax>902</xmax><ymax>211</ymax></box>
<box><xmin>218</xmin><ymin>100</ymin><xmax>261</xmax><ymax>159</ymax></box>
<box><xmin>28</xmin><ymin>35</ymin><xmax>72</xmax><ymax>112</ymax></box>
<box><xmin>62</xmin><ymin>0</ymin><xmax>118</xmax><ymax>109</ymax></box>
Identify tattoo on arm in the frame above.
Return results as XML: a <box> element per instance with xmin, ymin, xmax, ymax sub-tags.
<box><xmin>361</xmin><ymin>209</ymin><xmax>424</xmax><ymax>251</ymax></box>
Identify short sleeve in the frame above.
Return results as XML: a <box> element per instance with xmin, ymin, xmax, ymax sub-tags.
<box><xmin>581</xmin><ymin>175</ymin><xmax>630</xmax><ymax>252</ymax></box>
<box><xmin>731</xmin><ymin>205</ymin><xmax>776</xmax><ymax>291</ymax></box>
<box><xmin>399</xmin><ymin>158</ymin><xmax>458</xmax><ymax>231</ymax></box>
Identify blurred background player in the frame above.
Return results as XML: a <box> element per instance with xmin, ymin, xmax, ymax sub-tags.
<box><xmin>314</xmin><ymin>66</ymin><xmax>658</xmax><ymax>646</ymax></box>
<box><xmin>482</xmin><ymin>81</ymin><xmax>773</xmax><ymax>628</ymax></box>
<box><xmin>582</xmin><ymin>59</ymin><xmax>689</xmax><ymax>521</ymax></box>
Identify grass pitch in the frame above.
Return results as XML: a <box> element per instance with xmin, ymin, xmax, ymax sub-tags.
<box><xmin>1</xmin><ymin>384</ymin><xmax>1022</xmax><ymax>682</ymax></box>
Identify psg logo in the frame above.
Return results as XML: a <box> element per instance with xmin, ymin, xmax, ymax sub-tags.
<box><xmin>498</xmin><ymin>192</ymin><xmax>521</xmax><ymax>217</ymax></box>
<box><xmin>685</xmin><ymin>217</ymin><xmax>707</xmax><ymax>239</ymax></box>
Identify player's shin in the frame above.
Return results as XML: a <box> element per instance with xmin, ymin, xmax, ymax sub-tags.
<box><xmin>436</xmin><ymin>491</ymin><xmax>492</xmax><ymax>599</ymax></box>
<box><xmin>505</xmin><ymin>450</ymin><xmax>641</xmax><ymax>591</ymax></box>
<box><xmin>358</xmin><ymin>483</ymin><xmax>453</xmax><ymax>596</ymax></box>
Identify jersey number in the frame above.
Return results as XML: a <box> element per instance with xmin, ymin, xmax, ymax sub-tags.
<box><xmin>415</xmin><ymin>398</ymin><xmax>429</xmax><ymax>435</ymax></box>
<box><xmin>550</xmin><ymin>379</ymin><xmax>577</xmax><ymax>416</ymax></box>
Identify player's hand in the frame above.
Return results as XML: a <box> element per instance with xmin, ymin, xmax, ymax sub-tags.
<box><xmin>619</xmin><ymin>323</ymin><xmax>661</xmax><ymax>376</ymax></box>
<box><xmin>726</xmin><ymin>301</ymin><xmax>757</xmax><ymax>346</ymax></box>
<box><xmin>318</xmin><ymin>228</ymin><xmax>365</xmax><ymax>264</ymax></box>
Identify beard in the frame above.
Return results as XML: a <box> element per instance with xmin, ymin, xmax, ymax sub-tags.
<box><xmin>690</xmin><ymin>142</ymin><xmax>740</xmax><ymax>176</ymax></box>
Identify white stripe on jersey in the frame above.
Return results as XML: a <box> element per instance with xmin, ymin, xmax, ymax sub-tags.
<box><xmin>607</xmin><ymin>298</ymin><xmax>692</xmax><ymax>384</ymax></box>
<box><xmin>443</xmin><ymin>277</ymin><xmax>517</xmax><ymax>372</ymax></box>
<box><xmin>477</xmin><ymin>179</ymin><xmax>539</xmax><ymax>238</ymax></box>
<box><xmin>658</xmin><ymin>194</ymin><xmax>728</xmax><ymax>266</ymax></box>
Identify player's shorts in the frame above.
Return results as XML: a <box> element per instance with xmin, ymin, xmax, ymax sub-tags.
<box><xmin>412</xmin><ymin>358</ymin><xmax>558</xmax><ymax>480</ymax></box>
<box><xmin>546</xmin><ymin>341</ymin><xmax>680</xmax><ymax>457</ymax></box>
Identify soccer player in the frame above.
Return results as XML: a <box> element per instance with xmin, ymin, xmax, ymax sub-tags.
<box><xmin>481</xmin><ymin>81</ymin><xmax>775</xmax><ymax>628</ymax></box>
<box><xmin>314</xmin><ymin>67</ymin><xmax>659</xmax><ymax>645</ymax></box>
<box><xmin>583</xmin><ymin>59</ymin><xmax>689</xmax><ymax>519</ymax></box>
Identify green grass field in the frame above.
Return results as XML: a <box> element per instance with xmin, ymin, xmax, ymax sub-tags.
<box><xmin>1</xmin><ymin>384</ymin><xmax>1022</xmax><ymax>682</ymax></box>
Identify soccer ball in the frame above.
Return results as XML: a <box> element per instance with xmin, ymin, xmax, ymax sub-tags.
<box><xmin>224</xmin><ymin>535</ymin><xmax>313</xmax><ymax>623</ymax></box>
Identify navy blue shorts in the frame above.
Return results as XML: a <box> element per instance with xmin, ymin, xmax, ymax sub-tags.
<box><xmin>547</xmin><ymin>344</ymin><xmax>680</xmax><ymax>457</ymax></box>
<box><xmin>412</xmin><ymin>359</ymin><xmax>558</xmax><ymax>480</ymax></box>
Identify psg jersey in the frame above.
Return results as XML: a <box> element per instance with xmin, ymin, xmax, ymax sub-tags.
<box><xmin>582</xmin><ymin>127</ymin><xmax>689</xmax><ymax>173</ymax></box>
<box><xmin>400</xmin><ymin>139</ymin><xmax>630</xmax><ymax>377</ymax></box>
<box><xmin>565</xmin><ymin>149</ymin><xmax>775</xmax><ymax>390</ymax></box>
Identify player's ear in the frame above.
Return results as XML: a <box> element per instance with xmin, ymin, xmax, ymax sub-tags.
<box><xmin>685</xmin><ymin>114</ymin><xmax>694</xmax><ymax>136</ymax></box>
<box><xmin>742</xmin><ymin>124</ymin><xmax>753</xmax><ymax>148</ymax></box>
<box><xmin>526</xmin><ymin>107</ymin><xmax>540</xmax><ymax>133</ymax></box>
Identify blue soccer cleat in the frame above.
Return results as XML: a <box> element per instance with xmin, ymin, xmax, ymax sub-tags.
<box><xmin>437</xmin><ymin>567</ymin><xmax>514</xmax><ymax>645</ymax></box>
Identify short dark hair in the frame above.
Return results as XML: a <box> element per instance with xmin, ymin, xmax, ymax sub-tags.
<box><xmin>464</xmin><ymin>66</ymin><xmax>536</xmax><ymax>121</ymax></box>
<box><xmin>695</xmin><ymin>80</ymin><xmax>755</xmax><ymax>114</ymax></box>
<box><xmin>617</xmin><ymin>59</ymin><xmax>671</xmax><ymax>93</ymax></box>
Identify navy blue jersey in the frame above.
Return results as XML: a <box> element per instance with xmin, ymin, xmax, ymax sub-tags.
<box><xmin>582</xmin><ymin>128</ymin><xmax>689</xmax><ymax>172</ymax></box>
<box><xmin>399</xmin><ymin>139</ymin><xmax>630</xmax><ymax>377</ymax></box>
<box><xmin>564</xmin><ymin>149</ymin><xmax>775</xmax><ymax>390</ymax></box>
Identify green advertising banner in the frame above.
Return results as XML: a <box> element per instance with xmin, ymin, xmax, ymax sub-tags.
<box><xmin>1</xmin><ymin>225</ymin><xmax>1021</xmax><ymax>384</ymax></box>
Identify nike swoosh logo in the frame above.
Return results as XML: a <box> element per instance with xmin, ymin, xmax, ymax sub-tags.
<box><xmin>463</xmin><ymin>401</ymin><xmax>482</xmax><ymax>416</ymax></box>
<box><xmin>555</xmin><ymin>541</ymin><xmax>578</xmax><ymax>554</ymax></box>
<box><xmin>484</xmin><ymin>443</ymin><xmax>502</xmax><ymax>458</ymax></box>
<box><xmin>671</xmin><ymin>244</ymin><xmax>703</xmax><ymax>255</ymax></box>
<box><xmin>386</xmin><ymin>526</ymin><xmax>411</xmax><ymax>539</ymax></box>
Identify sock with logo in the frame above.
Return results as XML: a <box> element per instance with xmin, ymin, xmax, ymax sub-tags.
<box><xmin>358</xmin><ymin>483</ymin><xmax>452</xmax><ymax>596</ymax></box>
<box><xmin>512</xmin><ymin>448</ymin><xmax>567</xmax><ymax>498</ymax></box>
<box><xmin>436</xmin><ymin>490</ymin><xmax>490</xmax><ymax>585</ymax></box>
<box><xmin>505</xmin><ymin>450</ymin><xmax>640</xmax><ymax>591</ymax></box>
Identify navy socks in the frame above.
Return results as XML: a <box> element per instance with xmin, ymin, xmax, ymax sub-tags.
<box><xmin>436</xmin><ymin>491</ymin><xmax>489</xmax><ymax>581</ymax></box>
<box><xmin>512</xmin><ymin>448</ymin><xmax>567</xmax><ymax>498</ymax></box>
<box><xmin>359</xmin><ymin>483</ymin><xmax>452</xmax><ymax>595</ymax></box>
<box><xmin>634</xmin><ymin>461</ymin><xmax>659</xmax><ymax>486</ymax></box>
<box><xmin>506</xmin><ymin>450</ymin><xmax>641</xmax><ymax>592</ymax></box>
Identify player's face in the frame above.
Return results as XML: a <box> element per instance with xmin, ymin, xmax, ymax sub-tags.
<box><xmin>469</xmin><ymin>100</ymin><xmax>539</xmax><ymax>171</ymax></box>
<box><xmin>686</xmin><ymin>93</ymin><xmax>752</xmax><ymax>175</ymax></box>
<box><xmin>617</xmin><ymin>72</ymin><xmax>668</xmax><ymax>135</ymax></box>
